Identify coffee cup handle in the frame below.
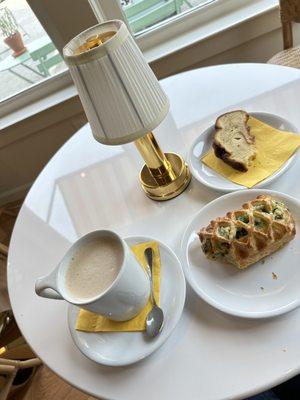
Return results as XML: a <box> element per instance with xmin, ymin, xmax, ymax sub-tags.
<box><xmin>35</xmin><ymin>267</ymin><xmax>63</xmax><ymax>300</ymax></box>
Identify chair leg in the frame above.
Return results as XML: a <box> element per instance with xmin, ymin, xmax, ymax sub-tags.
<box><xmin>0</xmin><ymin>365</ymin><xmax>18</xmax><ymax>400</ymax></box>
<box><xmin>282</xmin><ymin>21</ymin><xmax>293</xmax><ymax>49</ymax></box>
<box><xmin>37</xmin><ymin>58</ymin><xmax>49</xmax><ymax>77</ymax></box>
<box><xmin>19</xmin><ymin>358</ymin><xmax>42</xmax><ymax>369</ymax></box>
<box><xmin>0</xmin><ymin>358</ymin><xmax>42</xmax><ymax>369</ymax></box>
<box><xmin>183</xmin><ymin>0</ymin><xmax>193</xmax><ymax>7</ymax></box>
<box><xmin>0</xmin><ymin>243</ymin><xmax>8</xmax><ymax>257</ymax></box>
<box><xmin>0</xmin><ymin>359</ymin><xmax>42</xmax><ymax>400</ymax></box>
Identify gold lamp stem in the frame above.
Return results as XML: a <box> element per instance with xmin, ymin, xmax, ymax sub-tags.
<box><xmin>135</xmin><ymin>132</ymin><xmax>176</xmax><ymax>185</ymax></box>
<box><xmin>134</xmin><ymin>132</ymin><xmax>191</xmax><ymax>201</ymax></box>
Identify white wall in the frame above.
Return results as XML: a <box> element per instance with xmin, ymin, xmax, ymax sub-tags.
<box><xmin>1</xmin><ymin>16</ymin><xmax>299</xmax><ymax>205</ymax></box>
<box><xmin>0</xmin><ymin>98</ymin><xmax>87</xmax><ymax>204</ymax></box>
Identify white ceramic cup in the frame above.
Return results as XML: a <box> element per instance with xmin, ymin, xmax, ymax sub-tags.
<box><xmin>35</xmin><ymin>230</ymin><xmax>150</xmax><ymax>321</ymax></box>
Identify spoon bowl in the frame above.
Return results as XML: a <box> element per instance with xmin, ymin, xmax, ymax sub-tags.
<box><xmin>146</xmin><ymin>305</ymin><xmax>164</xmax><ymax>338</ymax></box>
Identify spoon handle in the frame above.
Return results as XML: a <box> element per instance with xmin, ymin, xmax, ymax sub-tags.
<box><xmin>144</xmin><ymin>247</ymin><xmax>157</xmax><ymax>306</ymax></box>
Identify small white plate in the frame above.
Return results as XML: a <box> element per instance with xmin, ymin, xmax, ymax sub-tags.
<box><xmin>188</xmin><ymin>112</ymin><xmax>299</xmax><ymax>192</ymax></box>
<box><xmin>181</xmin><ymin>189</ymin><xmax>300</xmax><ymax>319</ymax></box>
<box><xmin>68</xmin><ymin>236</ymin><xmax>186</xmax><ymax>366</ymax></box>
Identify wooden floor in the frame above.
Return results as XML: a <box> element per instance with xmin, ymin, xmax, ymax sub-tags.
<box><xmin>0</xmin><ymin>200</ymin><xmax>22</xmax><ymax>247</ymax></box>
<box><xmin>0</xmin><ymin>200</ymin><xmax>97</xmax><ymax>400</ymax></box>
<box><xmin>14</xmin><ymin>366</ymin><xmax>97</xmax><ymax>400</ymax></box>
<box><xmin>0</xmin><ymin>200</ymin><xmax>22</xmax><ymax>313</ymax></box>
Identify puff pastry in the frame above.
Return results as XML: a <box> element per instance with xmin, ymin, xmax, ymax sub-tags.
<box><xmin>198</xmin><ymin>195</ymin><xmax>296</xmax><ymax>269</ymax></box>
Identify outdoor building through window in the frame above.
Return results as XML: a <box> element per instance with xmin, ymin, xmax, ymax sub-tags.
<box><xmin>0</xmin><ymin>0</ymin><xmax>66</xmax><ymax>103</ymax></box>
<box><xmin>120</xmin><ymin>0</ymin><xmax>211</xmax><ymax>34</ymax></box>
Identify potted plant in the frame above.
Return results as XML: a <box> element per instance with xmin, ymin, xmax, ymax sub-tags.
<box><xmin>0</xmin><ymin>7</ymin><xmax>26</xmax><ymax>57</ymax></box>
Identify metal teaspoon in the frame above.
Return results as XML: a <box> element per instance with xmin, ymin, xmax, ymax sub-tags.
<box><xmin>144</xmin><ymin>247</ymin><xmax>164</xmax><ymax>338</ymax></box>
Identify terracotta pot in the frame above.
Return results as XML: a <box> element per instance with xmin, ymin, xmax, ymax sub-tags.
<box><xmin>4</xmin><ymin>31</ymin><xmax>27</xmax><ymax>57</ymax></box>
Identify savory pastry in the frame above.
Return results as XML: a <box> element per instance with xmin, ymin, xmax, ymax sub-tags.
<box><xmin>213</xmin><ymin>110</ymin><xmax>256</xmax><ymax>172</ymax></box>
<box><xmin>198</xmin><ymin>195</ymin><xmax>296</xmax><ymax>269</ymax></box>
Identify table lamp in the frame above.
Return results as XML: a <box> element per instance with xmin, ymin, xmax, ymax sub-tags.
<box><xmin>63</xmin><ymin>20</ymin><xmax>191</xmax><ymax>201</ymax></box>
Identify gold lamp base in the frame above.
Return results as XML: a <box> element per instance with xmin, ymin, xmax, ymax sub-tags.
<box><xmin>140</xmin><ymin>153</ymin><xmax>191</xmax><ymax>201</ymax></box>
<box><xmin>135</xmin><ymin>132</ymin><xmax>191</xmax><ymax>201</ymax></box>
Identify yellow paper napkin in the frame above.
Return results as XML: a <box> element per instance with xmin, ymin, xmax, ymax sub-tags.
<box><xmin>201</xmin><ymin>116</ymin><xmax>300</xmax><ymax>188</ymax></box>
<box><xmin>75</xmin><ymin>241</ymin><xmax>160</xmax><ymax>332</ymax></box>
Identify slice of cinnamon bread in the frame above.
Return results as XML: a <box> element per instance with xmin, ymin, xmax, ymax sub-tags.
<box><xmin>213</xmin><ymin>110</ymin><xmax>256</xmax><ymax>172</ymax></box>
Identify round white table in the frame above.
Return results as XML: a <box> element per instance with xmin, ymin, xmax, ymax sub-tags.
<box><xmin>8</xmin><ymin>64</ymin><xmax>300</xmax><ymax>400</ymax></box>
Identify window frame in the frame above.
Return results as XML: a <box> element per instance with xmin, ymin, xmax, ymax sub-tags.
<box><xmin>96</xmin><ymin>0</ymin><xmax>278</xmax><ymax>57</ymax></box>
<box><xmin>0</xmin><ymin>70</ymin><xmax>72</xmax><ymax>121</ymax></box>
<box><xmin>0</xmin><ymin>0</ymin><xmax>97</xmax><ymax>121</ymax></box>
<box><xmin>1</xmin><ymin>0</ymin><xmax>278</xmax><ymax>122</ymax></box>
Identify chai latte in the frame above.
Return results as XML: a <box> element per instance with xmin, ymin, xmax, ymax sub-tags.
<box><xmin>65</xmin><ymin>236</ymin><xmax>123</xmax><ymax>300</ymax></box>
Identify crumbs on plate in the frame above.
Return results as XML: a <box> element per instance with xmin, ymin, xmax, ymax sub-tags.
<box><xmin>272</xmin><ymin>272</ymin><xmax>278</xmax><ymax>280</ymax></box>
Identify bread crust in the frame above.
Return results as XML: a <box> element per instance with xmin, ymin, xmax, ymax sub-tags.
<box><xmin>213</xmin><ymin>110</ymin><xmax>255</xmax><ymax>172</ymax></box>
<box><xmin>212</xmin><ymin>142</ymin><xmax>247</xmax><ymax>172</ymax></box>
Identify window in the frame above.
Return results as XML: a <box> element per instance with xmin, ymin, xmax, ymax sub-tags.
<box><xmin>1</xmin><ymin>0</ymin><xmax>277</xmax><ymax>120</ymax></box>
<box><xmin>120</xmin><ymin>0</ymin><xmax>212</xmax><ymax>35</ymax></box>
<box><xmin>0</xmin><ymin>0</ymin><xmax>67</xmax><ymax>103</ymax></box>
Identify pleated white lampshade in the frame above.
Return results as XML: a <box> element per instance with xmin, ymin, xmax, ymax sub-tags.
<box><xmin>63</xmin><ymin>20</ymin><xmax>169</xmax><ymax>145</ymax></box>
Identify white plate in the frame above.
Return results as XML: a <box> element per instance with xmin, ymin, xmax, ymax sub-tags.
<box><xmin>181</xmin><ymin>189</ymin><xmax>300</xmax><ymax>319</ymax></box>
<box><xmin>68</xmin><ymin>236</ymin><xmax>186</xmax><ymax>366</ymax></box>
<box><xmin>188</xmin><ymin>112</ymin><xmax>299</xmax><ymax>192</ymax></box>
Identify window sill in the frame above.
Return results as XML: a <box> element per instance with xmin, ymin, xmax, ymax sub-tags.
<box><xmin>1</xmin><ymin>0</ymin><xmax>279</xmax><ymax>131</ymax></box>
<box><xmin>138</xmin><ymin>0</ymin><xmax>279</xmax><ymax>63</ymax></box>
<box><xmin>0</xmin><ymin>69</ymin><xmax>74</xmax><ymax>130</ymax></box>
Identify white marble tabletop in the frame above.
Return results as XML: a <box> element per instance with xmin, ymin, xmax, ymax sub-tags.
<box><xmin>8</xmin><ymin>64</ymin><xmax>300</xmax><ymax>400</ymax></box>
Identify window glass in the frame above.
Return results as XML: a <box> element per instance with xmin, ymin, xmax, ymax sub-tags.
<box><xmin>121</xmin><ymin>0</ymin><xmax>210</xmax><ymax>34</ymax></box>
<box><xmin>0</xmin><ymin>0</ymin><xmax>67</xmax><ymax>102</ymax></box>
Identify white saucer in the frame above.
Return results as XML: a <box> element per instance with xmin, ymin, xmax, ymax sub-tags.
<box><xmin>188</xmin><ymin>112</ymin><xmax>299</xmax><ymax>192</ymax></box>
<box><xmin>68</xmin><ymin>235</ymin><xmax>186</xmax><ymax>366</ymax></box>
<box><xmin>181</xmin><ymin>189</ymin><xmax>300</xmax><ymax>319</ymax></box>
